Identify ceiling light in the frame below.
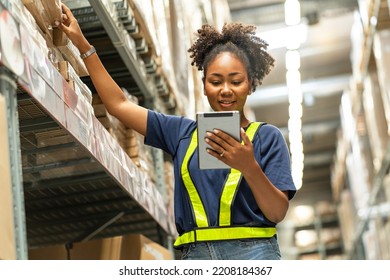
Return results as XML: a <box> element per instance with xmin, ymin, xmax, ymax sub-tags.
<box><xmin>286</xmin><ymin>70</ymin><xmax>301</xmax><ymax>89</ymax></box>
<box><xmin>285</xmin><ymin>50</ymin><xmax>301</xmax><ymax>70</ymax></box>
<box><xmin>285</xmin><ymin>0</ymin><xmax>301</xmax><ymax>26</ymax></box>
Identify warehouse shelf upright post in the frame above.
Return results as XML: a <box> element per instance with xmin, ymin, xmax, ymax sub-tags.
<box><xmin>0</xmin><ymin>66</ymin><xmax>28</xmax><ymax>260</ymax></box>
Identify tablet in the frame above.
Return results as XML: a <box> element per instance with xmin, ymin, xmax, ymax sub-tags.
<box><xmin>196</xmin><ymin>111</ymin><xmax>240</xmax><ymax>169</ymax></box>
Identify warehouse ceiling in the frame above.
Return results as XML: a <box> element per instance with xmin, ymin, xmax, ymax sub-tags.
<box><xmin>227</xmin><ymin>0</ymin><xmax>359</xmax><ymax>211</ymax></box>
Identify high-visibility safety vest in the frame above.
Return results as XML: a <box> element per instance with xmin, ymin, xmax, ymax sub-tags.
<box><xmin>174</xmin><ymin>122</ymin><xmax>277</xmax><ymax>248</ymax></box>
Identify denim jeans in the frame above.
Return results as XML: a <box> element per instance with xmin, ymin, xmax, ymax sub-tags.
<box><xmin>180</xmin><ymin>236</ymin><xmax>281</xmax><ymax>260</ymax></box>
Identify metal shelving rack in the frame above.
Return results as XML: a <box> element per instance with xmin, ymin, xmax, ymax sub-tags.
<box><xmin>345</xmin><ymin>0</ymin><xmax>390</xmax><ymax>259</ymax></box>
<box><xmin>293</xmin><ymin>210</ymin><xmax>343</xmax><ymax>260</ymax></box>
<box><xmin>65</xmin><ymin>0</ymin><xmax>177</xmax><ymax>112</ymax></box>
<box><xmin>1</xmin><ymin>0</ymin><xmax>176</xmax><ymax>259</ymax></box>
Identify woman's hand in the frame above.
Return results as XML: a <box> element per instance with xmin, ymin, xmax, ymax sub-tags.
<box><xmin>205</xmin><ymin>128</ymin><xmax>257</xmax><ymax>172</ymax></box>
<box><xmin>56</xmin><ymin>3</ymin><xmax>91</xmax><ymax>54</ymax></box>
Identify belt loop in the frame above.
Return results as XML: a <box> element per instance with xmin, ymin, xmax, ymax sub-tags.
<box><xmin>193</xmin><ymin>228</ymin><xmax>197</xmax><ymax>243</ymax></box>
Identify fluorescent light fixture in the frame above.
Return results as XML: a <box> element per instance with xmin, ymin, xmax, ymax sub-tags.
<box><xmin>288</xmin><ymin>104</ymin><xmax>303</xmax><ymax>122</ymax></box>
<box><xmin>286</xmin><ymin>70</ymin><xmax>301</xmax><ymax>89</ymax></box>
<box><xmin>285</xmin><ymin>0</ymin><xmax>301</xmax><ymax>26</ymax></box>
<box><xmin>260</xmin><ymin>2</ymin><xmax>305</xmax><ymax>191</ymax></box>
<box><xmin>285</xmin><ymin>50</ymin><xmax>301</xmax><ymax>70</ymax></box>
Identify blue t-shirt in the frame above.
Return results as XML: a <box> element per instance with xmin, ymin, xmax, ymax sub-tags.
<box><xmin>145</xmin><ymin>110</ymin><xmax>296</xmax><ymax>235</ymax></box>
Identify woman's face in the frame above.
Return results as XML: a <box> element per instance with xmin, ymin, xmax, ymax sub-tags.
<box><xmin>204</xmin><ymin>52</ymin><xmax>251</xmax><ymax>113</ymax></box>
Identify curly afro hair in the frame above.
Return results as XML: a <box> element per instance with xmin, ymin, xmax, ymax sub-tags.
<box><xmin>188</xmin><ymin>23</ymin><xmax>275</xmax><ymax>92</ymax></box>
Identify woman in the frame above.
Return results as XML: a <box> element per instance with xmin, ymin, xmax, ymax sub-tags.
<box><xmin>58</xmin><ymin>4</ymin><xmax>296</xmax><ymax>260</ymax></box>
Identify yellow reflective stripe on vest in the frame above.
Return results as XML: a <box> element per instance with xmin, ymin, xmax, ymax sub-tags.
<box><xmin>219</xmin><ymin>170</ymin><xmax>241</xmax><ymax>226</ymax></box>
<box><xmin>219</xmin><ymin>122</ymin><xmax>262</xmax><ymax>226</ymax></box>
<box><xmin>173</xmin><ymin>226</ymin><xmax>276</xmax><ymax>247</ymax></box>
<box><xmin>181</xmin><ymin>128</ymin><xmax>209</xmax><ymax>227</ymax></box>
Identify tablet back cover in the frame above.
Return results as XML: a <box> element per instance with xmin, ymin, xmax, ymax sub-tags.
<box><xmin>196</xmin><ymin>111</ymin><xmax>240</xmax><ymax>169</ymax></box>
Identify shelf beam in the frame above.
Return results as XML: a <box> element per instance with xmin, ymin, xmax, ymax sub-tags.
<box><xmin>19</xmin><ymin>116</ymin><xmax>59</xmax><ymax>133</ymax></box>
<box><xmin>23</xmin><ymin>171</ymin><xmax>110</xmax><ymax>191</ymax></box>
<box><xmin>22</xmin><ymin>157</ymin><xmax>94</xmax><ymax>173</ymax></box>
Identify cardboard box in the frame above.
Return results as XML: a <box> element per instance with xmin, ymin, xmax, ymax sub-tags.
<box><xmin>29</xmin><ymin>236</ymin><xmax>123</xmax><ymax>260</ymax></box>
<box><xmin>299</xmin><ymin>253</ymin><xmax>321</xmax><ymax>260</ymax></box>
<box><xmin>0</xmin><ymin>96</ymin><xmax>17</xmax><ymax>260</ymax></box>
<box><xmin>120</xmin><ymin>234</ymin><xmax>173</xmax><ymax>260</ymax></box>
<box><xmin>373</xmin><ymin>29</ymin><xmax>390</xmax><ymax>134</ymax></box>
<box><xmin>362</xmin><ymin>71</ymin><xmax>389</xmax><ymax>172</ymax></box>
<box><xmin>40</xmin><ymin>0</ymin><xmax>62</xmax><ymax>26</ymax></box>
<box><xmin>58</xmin><ymin>60</ymin><xmax>92</xmax><ymax>103</ymax></box>
<box><xmin>22</xmin><ymin>0</ymin><xmax>50</xmax><ymax>33</ymax></box>
<box><xmin>29</xmin><ymin>234</ymin><xmax>172</xmax><ymax>260</ymax></box>
<box><xmin>337</xmin><ymin>190</ymin><xmax>359</xmax><ymax>253</ymax></box>
<box><xmin>57</xmin><ymin>41</ymin><xmax>89</xmax><ymax>77</ymax></box>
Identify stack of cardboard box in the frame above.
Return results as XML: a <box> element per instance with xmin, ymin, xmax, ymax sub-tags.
<box><xmin>28</xmin><ymin>234</ymin><xmax>173</xmax><ymax>260</ymax></box>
